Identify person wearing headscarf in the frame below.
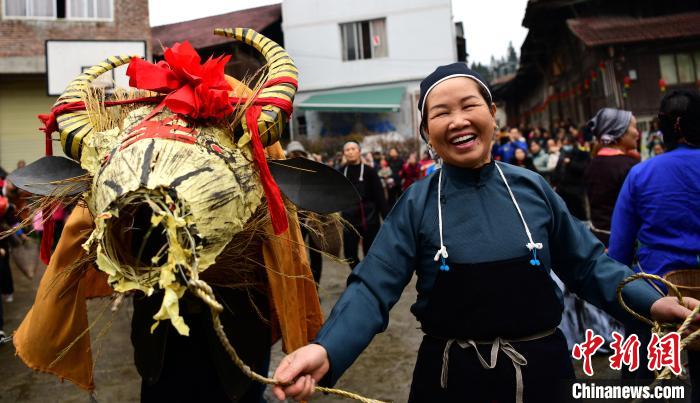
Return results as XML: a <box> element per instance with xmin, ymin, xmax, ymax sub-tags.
<box><xmin>271</xmin><ymin>63</ymin><xmax>698</xmax><ymax>403</ymax></box>
<box><xmin>560</xmin><ymin>107</ymin><xmax>640</xmax><ymax>369</ymax></box>
<box><xmin>340</xmin><ymin>140</ymin><xmax>388</xmax><ymax>270</ymax></box>
<box><xmin>584</xmin><ymin>108</ymin><xmax>640</xmax><ymax>246</ymax></box>
<box><xmin>609</xmin><ymin>90</ymin><xmax>700</xmax><ymax>399</ymax></box>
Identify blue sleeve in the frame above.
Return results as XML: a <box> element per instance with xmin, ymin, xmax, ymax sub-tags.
<box><xmin>541</xmin><ymin>177</ymin><xmax>660</xmax><ymax>324</ymax></box>
<box><xmin>608</xmin><ymin>173</ymin><xmax>641</xmax><ymax>266</ymax></box>
<box><xmin>314</xmin><ymin>191</ymin><xmax>418</xmax><ymax>386</ymax></box>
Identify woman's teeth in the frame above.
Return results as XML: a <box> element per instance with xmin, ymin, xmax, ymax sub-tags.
<box><xmin>451</xmin><ymin>134</ymin><xmax>476</xmax><ymax>145</ymax></box>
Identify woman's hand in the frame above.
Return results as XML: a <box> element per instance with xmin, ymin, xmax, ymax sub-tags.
<box><xmin>650</xmin><ymin>296</ymin><xmax>700</xmax><ymax>333</ymax></box>
<box><xmin>272</xmin><ymin>344</ymin><xmax>330</xmax><ymax>401</ymax></box>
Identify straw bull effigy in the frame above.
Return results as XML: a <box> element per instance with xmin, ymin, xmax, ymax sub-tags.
<box><xmin>7</xmin><ymin>28</ymin><xmax>384</xmax><ymax>402</ymax></box>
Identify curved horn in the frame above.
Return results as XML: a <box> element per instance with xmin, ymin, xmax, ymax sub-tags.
<box><xmin>214</xmin><ymin>28</ymin><xmax>298</xmax><ymax>146</ymax></box>
<box><xmin>54</xmin><ymin>55</ymin><xmax>133</xmax><ymax>160</ymax></box>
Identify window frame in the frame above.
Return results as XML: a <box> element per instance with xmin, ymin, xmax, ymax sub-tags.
<box><xmin>2</xmin><ymin>0</ymin><xmax>57</xmax><ymax>20</ymax></box>
<box><xmin>66</xmin><ymin>0</ymin><xmax>114</xmax><ymax>22</ymax></box>
<box><xmin>2</xmin><ymin>0</ymin><xmax>114</xmax><ymax>21</ymax></box>
<box><xmin>340</xmin><ymin>17</ymin><xmax>388</xmax><ymax>62</ymax></box>
<box><xmin>659</xmin><ymin>52</ymin><xmax>700</xmax><ymax>85</ymax></box>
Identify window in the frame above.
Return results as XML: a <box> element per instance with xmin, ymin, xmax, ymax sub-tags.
<box><xmin>659</xmin><ymin>52</ymin><xmax>700</xmax><ymax>85</ymax></box>
<box><xmin>4</xmin><ymin>0</ymin><xmax>56</xmax><ymax>18</ymax></box>
<box><xmin>340</xmin><ymin>18</ymin><xmax>387</xmax><ymax>61</ymax></box>
<box><xmin>68</xmin><ymin>0</ymin><xmax>112</xmax><ymax>20</ymax></box>
<box><xmin>3</xmin><ymin>0</ymin><xmax>112</xmax><ymax>20</ymax></box>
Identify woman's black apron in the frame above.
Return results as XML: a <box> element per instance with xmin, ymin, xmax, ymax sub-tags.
<box><xmin>411</xmin><ymin>255</ymin><xmax>574</xmax><ymax>403</ymax></box>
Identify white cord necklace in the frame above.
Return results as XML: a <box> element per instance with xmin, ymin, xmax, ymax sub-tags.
<box><xmin>434</xmin><ymin>161</ymin><xmax>543</xmax><ymax>272</ymax></box>
<box><xmin>433</xmin><ymin>167</ymin><xmax>449</xmax><ymax>271</ymax></box>
<box><xmin>343</xmin><ymin>163</ymin><xmax>364</xmax><ymax>182</ymax></box>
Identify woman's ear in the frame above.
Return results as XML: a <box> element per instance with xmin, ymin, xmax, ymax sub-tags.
<box><xmin>490</xmin><ymin>102</ymin><xmax>497</xmax><ymax>117</ymax></box>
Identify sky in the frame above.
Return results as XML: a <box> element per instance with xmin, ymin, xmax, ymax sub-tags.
<box><xmin>148</xmin><ymin>0</ymin><xmax>529</xmax><ymax>66</ymax></box>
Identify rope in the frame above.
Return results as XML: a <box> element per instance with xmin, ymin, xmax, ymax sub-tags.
<box><xmin>187</xmin><ymin>279</ymin><xmax>388</xmax><ymax>403</ymax></box>
<box><xmin>617</xmin><ymin>273</ymin><xmax>700</xmax><ymax>403</ymax></box>
<box><xmin>494</xmin><ymin>162</ymin><xmax>542</xmax><ymax>252</ymax></box>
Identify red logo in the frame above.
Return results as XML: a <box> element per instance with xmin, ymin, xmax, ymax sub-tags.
<box><xmin>647</xmin><ymin>332</ymin><xmax>682</xmax><ymax>375</ymax></box>
<box><xmin>572</xmin><ymin>329</ymin><xmax>605</xmax><ymax>376</ymax></box>
<box><xmin>609</xmin><ymin>331</ymin><xmax>641</xmax><ymax>372</ymax></box>
<box><xmin>572</xmin><ymin>330</ymin><xmax>682</xmax><ymax>376</ymax></box>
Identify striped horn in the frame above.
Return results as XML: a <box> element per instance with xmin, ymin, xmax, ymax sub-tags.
<box><xmin>214</xmin><ymin>28</ymin><xmax>298</xmax><ymax>146</ymax></box>
<box><xmin>54</xmin><ymin>55</ymin><xmax>133</xmax><ymax>160</ymax></box>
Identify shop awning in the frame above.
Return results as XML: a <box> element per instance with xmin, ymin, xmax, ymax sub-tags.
<box><xmin>299</xmin><ymin>86</ymin><xmax>404</xmax><ymax>112</ymax></box>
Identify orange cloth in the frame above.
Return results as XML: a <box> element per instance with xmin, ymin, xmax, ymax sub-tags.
<box><xmin>264</xmin><ymin>143</ymin><xmax>323</xmax><ymax>351</ymax></box>
<box><xmin>13</xmin><ymin>206</ymin><xmax>110</xmax><ymax>390</ymax></box>
<box><xmin>13</xmin><ymin>145</ymin><xmax>323</xmax><ymax>391</ymax></box>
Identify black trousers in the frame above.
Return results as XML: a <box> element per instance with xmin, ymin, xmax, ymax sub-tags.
<box><xmin>139</xmin><ymin>331</ymin><xmax>268</xmax><ymax>403</ymax></box>
<box><xmin>134</xmin><ymin>287</ymin><xmax>270</xmax><ymax>403</ymax></box>
<box><xmin>342</xmin><ymin>222</ymin><xmax>380</xmax><ymax>270</ymax></box>
<box><xmin>408</xmin><ymin>330</ymin><xmax>575</xmax><ymax>403</ymax></box>
<box><xmin>300</xmin><ymin>226</ymin><xmax>323</xmax><ymax>285</ymax></box>
<box><xmin>0</xmin><ymin>252</ymin><xmax>13</xmax><ymax>295</ymax></box>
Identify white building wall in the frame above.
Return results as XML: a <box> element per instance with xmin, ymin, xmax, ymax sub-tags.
<box><xmin>282</xmin><ymin>0</ymin><xmax>456</xmax><ymax>91</ymax></box>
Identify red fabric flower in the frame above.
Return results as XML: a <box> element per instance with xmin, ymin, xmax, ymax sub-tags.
<box><xmin>126</xmin><ymin>41</ymin><xmax>233</xmax><ymax>120</ymax></box>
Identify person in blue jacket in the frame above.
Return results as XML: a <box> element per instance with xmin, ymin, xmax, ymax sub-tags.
<box><xmin>497</xmin><ymin>127</ymin><xmax>528</xmax><ymax>163</ymax></box>
<box><xmin>609</xmin><ymin>88</ymin><xmax>700</xmax><ymax>400</ymax></box>
<box><xmin>609</xmin><ymin>89</ymin><xmax>700</xmax><ymax>281</ymax></box>
<box><xmin>272</xmin><ymin>64</ymin><xmax>698</xmax><ymax>403</ymax></box>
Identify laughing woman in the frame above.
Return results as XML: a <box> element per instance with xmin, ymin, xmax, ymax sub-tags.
<box><xmin>272</xmin><ymin>64</ymin><xmax>698</xmax><ymax>403</ymax></box>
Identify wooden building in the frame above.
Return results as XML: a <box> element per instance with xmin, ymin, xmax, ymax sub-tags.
<box><xmin>151</xmin><ymin>4</ymin><xmax>282</xmax><ymax>83</ymax></box>
<box><xmin>494</xmin><ymin>0</ymin><xmax>700</xmax><ymax>134</ymax></box>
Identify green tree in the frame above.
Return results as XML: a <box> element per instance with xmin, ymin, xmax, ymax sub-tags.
<box><xmin>507</xmin><ymin>41</ymin><xmax>518</xmax><ymax>63</ymax></box>
<box><xmin>469</xmin><ymin>62</ymin><xmax>492</xmax><ymax>82</ymax></box>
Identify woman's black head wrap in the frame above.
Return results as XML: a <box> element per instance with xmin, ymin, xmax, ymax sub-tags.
<box><xmin>418</xmin><ymin>63</ymin><xmax>492</xmax><ymax>141</ymax></box>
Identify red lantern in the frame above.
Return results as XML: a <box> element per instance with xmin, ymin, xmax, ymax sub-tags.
<box><xmin>591</xmin><ymin>70</ymin><xmax>598</xmax><ymax>82</ymax></box>
<box><xmin>659</xmin><ymin>78</ymin><xmax>667</xmax><ymax>93</ymax></box>
<box><xmin>584</xmin><ymin>78</ymin><xmax>590</xmax><ymax>91</ymax></box>
<box><xmin>599</xmin><ymin>61</ymin><xmax>606</xmax><ymax>71</ymax></box>
<box><xmin>623</xmin><ymin>76</ymin><xmax>631</xmax><ymax>89</ymax></box>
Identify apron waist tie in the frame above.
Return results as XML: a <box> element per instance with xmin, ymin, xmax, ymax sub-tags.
<box><xmin>440</xmin><ymin>327</ymin><xmax>557</xmax><ymax>403</ymax></box>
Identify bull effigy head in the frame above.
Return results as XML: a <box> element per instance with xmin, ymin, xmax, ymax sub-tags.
<box><xmin>10</xmin><ymin>28</ymin><xmax>357</xmax><ymax>336</ymax></box>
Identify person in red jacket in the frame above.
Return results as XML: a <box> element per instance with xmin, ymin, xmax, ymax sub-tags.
<box><xmin>399</xmin><ymin>152</ymin><xmax>421</xmax><ymax>190</ymax></box>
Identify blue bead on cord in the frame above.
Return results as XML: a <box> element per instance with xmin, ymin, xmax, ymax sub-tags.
<box><xmin>439</xmin><ymin>256</ymin><xmax>450</xmax><ymax>272</ymax></box>
<box><xmin>529</xmin><ymin>248</ymin><xmax>541</xmax><ymax>267</ymax></box>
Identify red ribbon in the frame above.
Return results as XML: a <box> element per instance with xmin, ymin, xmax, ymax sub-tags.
<box><xmin>126</xmin><ymin>41</ymin><xmax>233</xmax><ymax>120</ymax></box>
<box><xmin>38</xmin><ymin>96</ymin><xmax>163</xmax><ymax>156</ymax></box>
<box><xmin>39</xmin><ymin>207</ymin><xmax>55</xmax><ymax>265</ymax></box>
<box><xmin>38</xmin><ymin>101</ymin><xmax>86</xmax><ymax>156</ymax></box>
<box><xmin>229</xmin><ymin>76</ymin><xmax>297</xmax><ymax>234</ymax></box>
